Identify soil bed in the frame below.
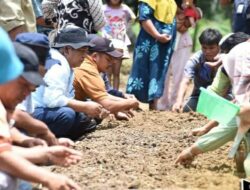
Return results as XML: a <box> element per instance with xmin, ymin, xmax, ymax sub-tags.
<box><xmin>53</xmin><ymin>111</ymin><xmax>240</xmax><ymax>190</ymax></box>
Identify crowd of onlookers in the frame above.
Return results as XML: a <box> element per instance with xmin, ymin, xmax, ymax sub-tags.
<box><xmin>1</xmin><ymin>0</ymin><xmax>250</xmax><ymax>189</ymax></box>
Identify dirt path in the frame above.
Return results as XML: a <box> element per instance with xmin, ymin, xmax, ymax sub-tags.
<box><xmin>53</xmin><ymin>111</ymin><xmax>240</xmax><ymax>190</ymax></box>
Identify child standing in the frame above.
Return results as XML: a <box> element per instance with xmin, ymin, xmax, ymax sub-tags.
<box><xmin>181</xmin><ymin>0</ymin><xmax>202</xmax><ymax>28</ymax></box>
<box><xmin>102</xmin><ymin>0</ymin><xmax>136</xmax><ymax>90</ymax></box>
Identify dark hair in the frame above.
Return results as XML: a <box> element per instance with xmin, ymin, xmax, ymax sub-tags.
<box><xmin>106</xmin><ymin>0</ymin><xmax>123</xmax><ymax>5</ymax></box>
<box><xmin>220</xmin><ymin>32</ymin><xmax>250</xmax><ymax>53</ymax></box>
<box><xmin>199</xmin><ymin>28</ymin><xmax>222</xmax><ymax>46</ymax></box>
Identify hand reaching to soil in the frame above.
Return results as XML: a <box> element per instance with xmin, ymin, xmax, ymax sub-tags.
<box><xmin>191</xmin><ymin>126</ymin><xmax>209</xmax><ymax>136</ymax></box>
<box><xmin>58</xmin><ymin>138</ymin><xmax>75</xmax><ymax>147</ymax></box>
<box><xmin>175</xmin><ymin>148</ymin><xmax>194</xmax><ymax>165</ymax></box>
<box><xmin>172</xmin><ymin>102</ymin><xmax>184</xmax><ymax>113</ymax></box>
<box><xmin>37</xmin><ymin>130</ymin><xmax>58</xmax><ymax>146</ymax></box>
<box><xmin>98</xmin><ymin>108</ymin><xmax>110</xmax><ymax>119</ymax></box>
<box><xmin>46</xmin><ymin>174</ymin><xmax>81</xmax><ymax>190</ymax></box>
<box><xmin>46</xmin><ymin>146</ymin><xmax>82</xmax><ymax>167</ymax></box>
<box><xmin>115</xmin><ymin>111</ymin><xmax>133</xmax><ymax>121</ymax></box>
<box><xmin>191</xmin><ymin>121</ymin><xmax>219</xmax><ymax>136</ymax></box>
<box><xmin>20</xmin><ymin>137</ymin><xmax>48</xmax><ymax>147</ymax></box>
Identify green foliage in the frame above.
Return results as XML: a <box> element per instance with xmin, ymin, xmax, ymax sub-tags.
<box><xmin>191</xmin><ymin>0</ymin><xmax>233</xmax><ymax>51</ymax></box>
<box><xmin>190</xmin><ymin>17</ymin><xmax>232</xmax><ymax>51</ymax></box>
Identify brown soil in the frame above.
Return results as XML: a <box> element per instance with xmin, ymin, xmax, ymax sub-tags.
<box><xmin>52</xmin><ymin>111</ymin><xmax>240</xmax><ymax>190</ymax></box>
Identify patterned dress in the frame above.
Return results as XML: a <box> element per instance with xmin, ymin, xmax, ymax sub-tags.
<box><xmin>126</xmin><ymin>2</ymin><xmax>176</xmax><ymax>103</ymax></box>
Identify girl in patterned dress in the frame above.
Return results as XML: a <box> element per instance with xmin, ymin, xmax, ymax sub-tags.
<box><xmin>102</xmin><ymin>0</ymin><xmax>136</xmax><ymax>90</ymax></box>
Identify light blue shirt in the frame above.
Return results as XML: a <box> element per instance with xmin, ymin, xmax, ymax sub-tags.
<box><xmin>33</xmin><ymin>48</ymin><xmax>74</xmax><ymax>108</ymax></box>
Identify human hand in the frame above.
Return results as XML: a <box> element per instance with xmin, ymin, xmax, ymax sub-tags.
<box><xmin>99</xmin><ymin>108</ymin><xmax>110</xmax><ymax>119</ymax></box>
<box><xmin>115</xmin><ymin>111</ymin><xmax>134</xmax><ymax>121</ymax></box>
<box><xmin>58</xmin><ymin>138</ymin><xmax>75</xmax><ymax>147</ymax></box>
<box><xmin>20</xmin><ymin>137</ymin><xmax>48</xmax><ymax>147</ymax></box>
<box><xmin>46</xmin><ymin>174</ymin><xmax>81</xmax><ymax>190</ymax></box>
<box><xmin>84</xmin><ymin>102</ymin><xmax>103</xmax><ymax>117</ymax></box>
<box><xmin>156</xmin><ymin>33</ymin><xmax>172</xmax><ymax>43</ymax></box>
<box><xmin>127</xmin><ymin>99</ymin><xmax>140</xmax><ymax>110</ymax></box>
<box><xmin>46</xmin><ymin>146</ymin><xmax>82</xmax><ymax>167</ymax></box>
<box><xmin>172</xmin><ymin>102</ymin><xmax>183</xmax><ymax>113</ymax></box>
<box><xmin>205</xmin><ymin>54</ymin><xmax>225</xmax><ymax>68</ymax></box>
<box><xmin>175</xmin><ymin>148</ymin><xmax>194</xmax><ymax>165</ymax></box>
<box><xmin>115</xmin><ymin>112</ymin><xmax>130</xmax><ymax>121</ymax></box>
<box><xmin>37</xmin><ymin>130</ymin><xmax>58</xmax><ymax>146</ymax></box>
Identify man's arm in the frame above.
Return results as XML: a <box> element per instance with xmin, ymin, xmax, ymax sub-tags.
<box><xmin>0</xmin><ymin>150</ymin><xmax>80</xmax><ymax>190</ymax></box>
<box><xmin>67</xmin><ymin>99</ymin><xmax>103</xmax><ymax>118</ymax></box>
<box><xmin>98</xmin><ymin>98</ymin><xmax>139</xmax><ymax>113</ymax></box>
<box><xmin>12</xmin><ymin>145</ymin><xmax>82</xmax><ymax>167</ymax></box>
<box><xmin>13</xmin><ymin>109</ymin><xmax>50</xmax><ymax>135</ymax></box>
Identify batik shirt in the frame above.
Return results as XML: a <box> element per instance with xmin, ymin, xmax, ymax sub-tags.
<box><xmin>57</xmin><ymin>0</ymin><xmax>95</xmax><ymax>33</ymax></box>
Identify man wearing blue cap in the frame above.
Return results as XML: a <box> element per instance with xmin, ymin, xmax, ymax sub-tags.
<box><xmin>0</xmin><ymin>28</ymin><xmax>81</xmax><ymax>190</ymax></box>
<box><xmin>0</xmin><ymin>29</ymin><xmax>23</xmax><ymax>83</ymax></box>
<box><xmin>32</xmin><ymin>26</ymin><xmax>109</xmax><ymax>140</ymax></box>
<box><xmin>13</xmin><ymin>32</ymin><xmax>73</xmax><ymax>147</ymax></box>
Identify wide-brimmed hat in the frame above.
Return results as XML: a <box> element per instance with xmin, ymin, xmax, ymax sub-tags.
<box><xmin>89</xmin><ymin>37</ymin><xmax>123</xmax><ymax>58</ymax></box>
<box><xmin>14</xmin><ymin>42</ymin><xmax>47</xmax><ymax>86</ymax></box>
<box><xmin>0</xmin><ymin>28</ymin><xmax>23</xmax><ymax>84</ymax></box>
<box><xmin>53</xmin><ymin>26</ymin><xmax>95</xmax><ymax>49</ymax></box>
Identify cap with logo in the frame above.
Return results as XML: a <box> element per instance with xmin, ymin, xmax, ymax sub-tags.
<box><xmin>0</xmin><ymin>28</ymin><xmax>23</xmax><ymax>84</ymax></box>
<box><xmin>13</xmin><ymin>42</ymin><xmax>47</xmax><ymax>86</ymax></box>
<box><xmin>89</xmin><ymin>37</ymin><xmax>123</xmax><ymax>58</ymax></box>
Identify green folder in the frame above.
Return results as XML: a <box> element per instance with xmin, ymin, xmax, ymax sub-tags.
<box><xmin>197</xmin><ymin>87</ymin><xmax>240</xmax><ymax>125</ymax></box>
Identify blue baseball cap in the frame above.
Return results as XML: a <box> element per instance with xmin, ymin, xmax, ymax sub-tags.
<box><xmin>14</xmin><ymin>42</ymin><xmax>47</xmax><ymax>86</ymax></box>
<box><xmin>15</xmin><ymin>33</ymin><xmax>50</xmax><ymax>65</ymax></box>
<box><xmin>15</xmin><ymin>32</ymin><xmax>49</xmax><ymax>49</ymax></box>
<box><xmin>0</xmin><ymin>28</ymin><xmax>23</xmax><ymax>84</ymax></box>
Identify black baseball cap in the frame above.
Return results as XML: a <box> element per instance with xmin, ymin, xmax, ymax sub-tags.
<box><xmin>13</xmin><ymin>42</ymin><xmax>47</xmax><ymax>86</ymax></box>
<box><xmin>89</xmin><ymin>37</ymin><xmax>123</xmax><ymax>58</ymax></box>
<box><xmin>53</xmin><ymin>26</ymin><xmax>95</xmax><ymax>49</ymax></box>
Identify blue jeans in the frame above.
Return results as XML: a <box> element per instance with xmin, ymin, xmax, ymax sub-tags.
<box><xmin>18</xmin><ymin>180</ymin><xmax>32</xmax><ymax>190</ymax></box>
<box><xmin>32</xmin><ymin>107</ymin><xmax>97</xmax><ymax>140</ymax></box>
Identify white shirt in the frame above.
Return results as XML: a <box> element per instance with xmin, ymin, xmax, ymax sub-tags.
<box><xmin>33</xmin><ymin>48</ymin><xmax>74</xmax><ymax>108</ymax></box>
